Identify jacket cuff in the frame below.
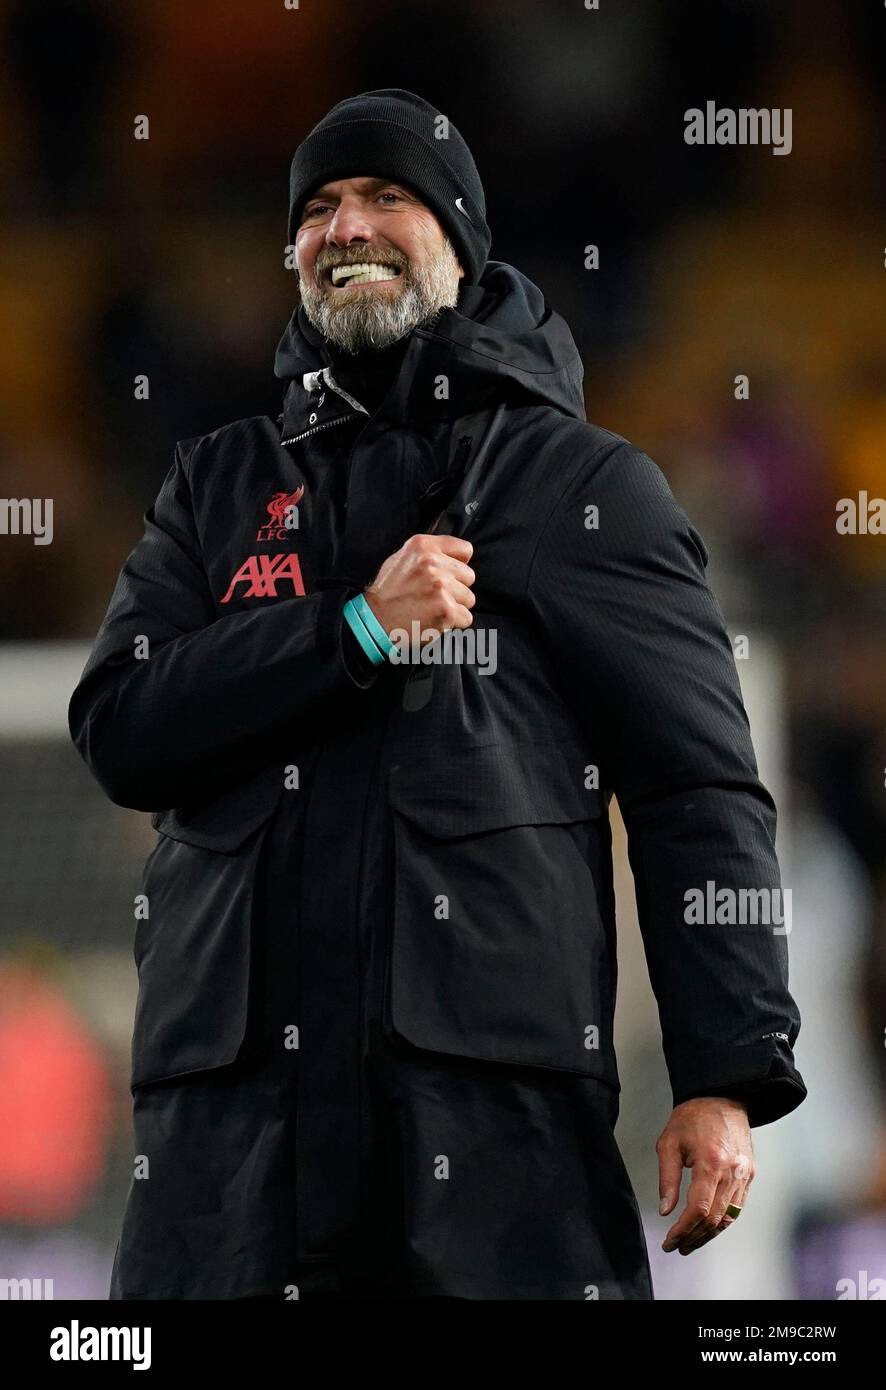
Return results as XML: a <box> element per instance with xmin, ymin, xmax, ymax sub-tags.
<box><xmin>315</xmin><ymin>582</ymin><xmax>383</xmax><ymax>689</ymax></box>
<box><xmin>668</xmin><ymin>1038</ymin><xmax>807</xmax><ymax>1128</ymax></box>
<box><xmin>341</xmin><ymin>613</ymin><xmax>385</xmax><ymax>687</ymax></box>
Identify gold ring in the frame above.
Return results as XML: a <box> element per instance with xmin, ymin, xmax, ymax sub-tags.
<box><xmin>725</xmin><ymin>1203</ymin><xmax>742</xmax><ymax>1220</ymax></box>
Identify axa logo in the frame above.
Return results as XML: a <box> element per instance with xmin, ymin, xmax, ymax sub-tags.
<box><xmin>220</xmin><ymin>553</ymin><xmax>306</xmax><ymax>604</ymax></box>
<box><xmin>258</xmin><ymin>487</ymin><xmax>304</xmax><ymax>540</ymax></box>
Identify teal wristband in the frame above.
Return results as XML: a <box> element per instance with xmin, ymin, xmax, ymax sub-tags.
<box><xmin>350</xmin><ymin>592</ymin><xmax>397</xmax><ymax>658</ymax></box>
<box><xmin>342</xmin><ymin>597</ymin><xmax>385</xmax><ymax>666</ymax></box>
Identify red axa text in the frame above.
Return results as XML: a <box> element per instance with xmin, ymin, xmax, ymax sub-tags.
<box><xmin>220</xmin><ymin>553</ymin><xmax>306</xmax><ymax>603</ymax></box>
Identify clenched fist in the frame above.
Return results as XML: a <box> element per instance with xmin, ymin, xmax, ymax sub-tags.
<box><xmin>361</xmin><ymin>533</ymin><xmax>476</xmax><ymax>645</ymax></box>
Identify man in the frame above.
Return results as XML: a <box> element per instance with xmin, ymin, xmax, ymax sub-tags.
<box><xmin>69</xmin><ymin>88</ymin><xmax>806</xmax><ymax>1301</ymax></box>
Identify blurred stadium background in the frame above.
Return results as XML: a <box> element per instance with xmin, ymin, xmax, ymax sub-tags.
<box><xmin>0</xmin><ymin>0</ymin><xmax>884</xmax><ymax>1299</ymax></box>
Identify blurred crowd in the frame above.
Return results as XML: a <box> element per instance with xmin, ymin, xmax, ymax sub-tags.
<box><xmin>0</xmin><ymin>0</ymin><xmax>885</xmax><ymax>1298</ymax></box>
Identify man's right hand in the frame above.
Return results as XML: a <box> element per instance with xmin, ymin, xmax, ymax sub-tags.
<box><xmin>361</xmin><ymin>534</ymin><xmax>476</xmax><ymax>645</ymax></box>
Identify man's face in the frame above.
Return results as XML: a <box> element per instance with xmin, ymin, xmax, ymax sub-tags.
<box><xmin>294</xmin><ymin>175</ymin><xmax>464</xmax><ymax>354</ymax></box>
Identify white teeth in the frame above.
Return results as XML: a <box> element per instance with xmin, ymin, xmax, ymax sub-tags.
<box><xmin>330</xmin><ymin>262</ymin><xmax>401</xmax><ymax>286</ymax></box>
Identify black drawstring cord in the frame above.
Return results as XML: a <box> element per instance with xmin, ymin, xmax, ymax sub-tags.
<box><xmin>418</xmin><ymin>434</ymin><xmax>474</xmax><ymax>503</ymax></box>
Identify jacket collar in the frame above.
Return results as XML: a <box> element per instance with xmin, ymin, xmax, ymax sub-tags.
<box><xmin>279</xmin><ymin>322</ymin><xmax>461</xmax><ymax>443</ymax></box>
<box><xmin>276</xmin><ymin>261</ymin><xmax>588</xmax><ymax>445</ymax></box>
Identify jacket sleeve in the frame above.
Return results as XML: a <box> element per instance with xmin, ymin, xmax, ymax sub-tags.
<box><xmin>68</xmin><ymin>441</ymin><xmax>382</xmax><ymax>812</ymax></box>
<box><xmin>525</xmin><ymin>440</ymin><xmax>807</xmax><ymax>1127</ymax></box>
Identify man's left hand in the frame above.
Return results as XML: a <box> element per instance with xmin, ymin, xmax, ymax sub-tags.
<box><xmin>657</xmin><ymin>1097</ymin><xmax>754</xmax><ymax>1255</ymax></box>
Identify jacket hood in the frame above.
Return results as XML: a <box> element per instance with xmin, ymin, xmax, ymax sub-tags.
<box><xmin>273</xmin><ymin>260</ymin><xmax>587</xmax><ymax>429</ymax></box>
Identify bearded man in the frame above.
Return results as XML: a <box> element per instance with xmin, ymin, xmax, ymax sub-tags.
<box><xmin>69</xmin><ymin>88</ymin><xmax>806</xmax><ymax>1300</ymax></box>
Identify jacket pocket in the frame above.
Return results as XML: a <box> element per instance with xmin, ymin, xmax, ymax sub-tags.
<box><xmin>384</xmin><ymin>740</ymin><xmax>616</xmax><ymax>1080</ymax></box>
<box><xmin>131</xmin><ymin>764</ymin><xmax>285</xmax><ymax>1089</ymax></box>
<box><xmin>148</xmin><ymin>761</ymin><xmax>286</xmax><ymax>852</ymax></box>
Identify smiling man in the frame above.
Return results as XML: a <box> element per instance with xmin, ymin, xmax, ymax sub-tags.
<box><xmin>296</xmin><ymin>174</ymin><xmax>464</xmax><ymax>354</ymax></box>
<box><xmin>69</xmin><ymin>88</ymin><xmax>806</xmax><ymax>1301</ymax></box>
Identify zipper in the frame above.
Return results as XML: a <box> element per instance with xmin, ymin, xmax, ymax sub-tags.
<box><xmin>283</xmin><ymin>409</ymin><xmax>372</xmax><ymax>508</ymax></box>
<box><xmin>281</xmin><ymin>413</ymin><xmax>355</xmax><ymax>446</ymax></box>
<box><xmin>343</xmin><ymin>415</ymin><xmax>375</xmax><ymax>508</ymax></box>
<box><xmin>379</xmin><ymin>747</ymin><xmax>409</xmax><ymax>1043</ymax></box>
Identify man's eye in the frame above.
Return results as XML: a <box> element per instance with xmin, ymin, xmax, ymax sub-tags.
<box><xmin>302</xmin><ymin>192</ymin><xmax>402</xmax><ymax>220</ymax></box>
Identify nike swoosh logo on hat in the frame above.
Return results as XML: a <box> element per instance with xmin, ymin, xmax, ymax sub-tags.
<box><xmin>455</xmin><ymin>197</ymin><xmax>472</xmax><ymax>220</ymax></box>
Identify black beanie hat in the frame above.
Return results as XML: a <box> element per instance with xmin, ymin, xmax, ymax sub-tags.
<box><xmin>287</xmin><ymin>88</ymin><xmax>492</xmax><ymax>285</ymax></box>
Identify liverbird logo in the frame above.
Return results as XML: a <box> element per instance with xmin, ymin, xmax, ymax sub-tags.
<box><xmin>258</xmin><ymin>486</ymin><xmax>304</xmax><ymax>540</ymax></box>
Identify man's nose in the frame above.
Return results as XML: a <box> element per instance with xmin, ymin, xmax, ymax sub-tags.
<box><xmin>326</xmin><ymin>202</ymin><xmax>376</xmax><ymax>247</ymax></box>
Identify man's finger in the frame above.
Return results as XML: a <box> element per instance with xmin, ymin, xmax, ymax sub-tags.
<box><xmin>657</xmin><ymin>1137</ymin><xmax>684</xmax><ymax>1217</ymax></box>
<box><xmin>713</xmin><ymin>1158</ymin><xmax>754</xmax><ymax>1236</ymax></box>
<box><xmin>661</xmin><ymin>1161</ymin><xmax>720</xmax><ymax>1251</ymax></box>
<box><xmin>426</xmin><ymin>534</ymin><xmax>474</xmax><ymax>561</ymax></box>
<box><xmin>676</xmin><ymin>1168</ymin><xmax>740</xmax><ymax>1254</ymax></box>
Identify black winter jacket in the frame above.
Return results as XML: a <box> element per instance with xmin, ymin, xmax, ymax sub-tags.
<box><xmin>68</xmin><ymin>261</ymin><xmax>806</xmax><ymax>1299</ymax></box>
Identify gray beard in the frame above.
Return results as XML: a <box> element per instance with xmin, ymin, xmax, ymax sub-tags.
<box><xmin>297</xmin><ymin>237</ymin><xmax>463</xmax><ymax>355</ymax></box>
